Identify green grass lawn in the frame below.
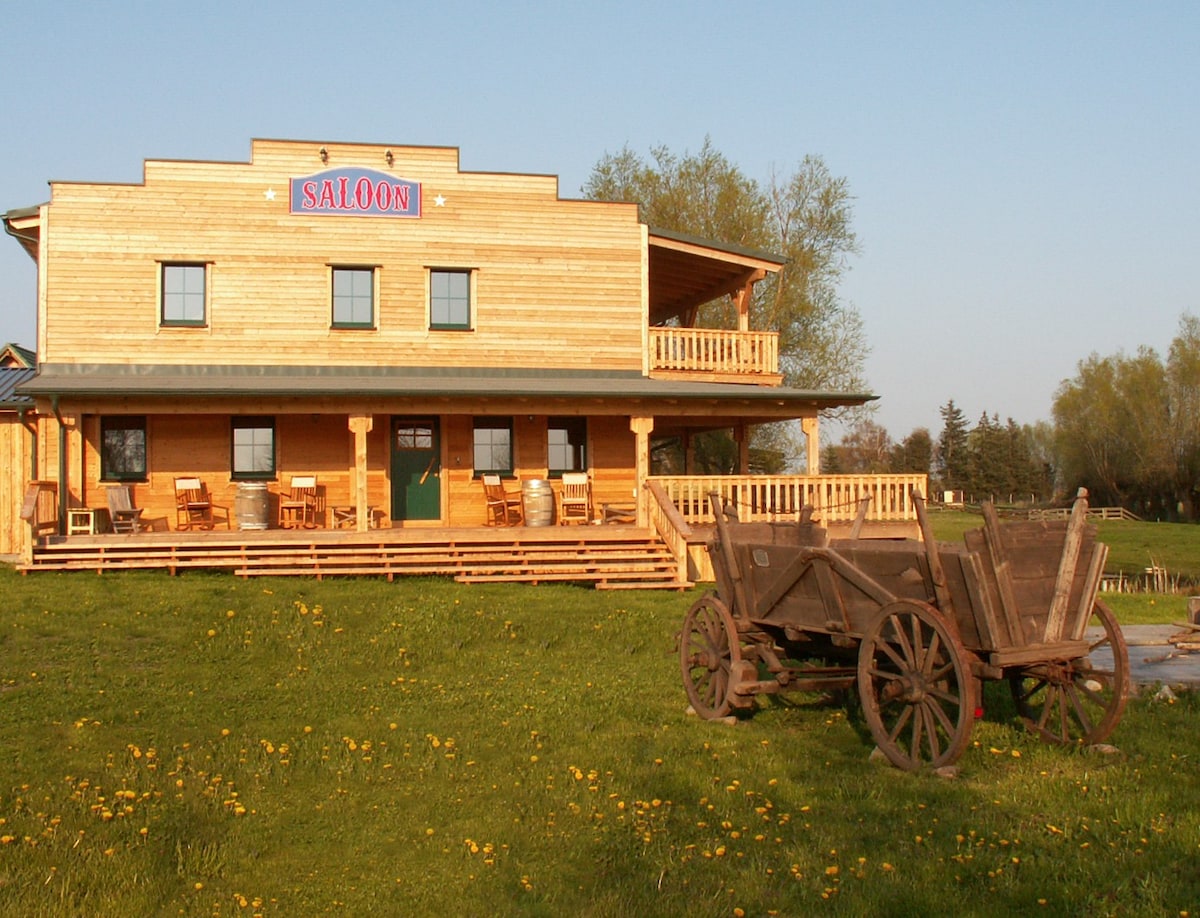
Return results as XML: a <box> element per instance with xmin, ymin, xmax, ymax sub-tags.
<box><xmin>0</xmin><ymin>569</ymin><xmax>1196</xmax><ymax>916</ymax></box>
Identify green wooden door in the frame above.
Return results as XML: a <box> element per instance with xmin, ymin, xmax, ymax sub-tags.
<box><xmin>390</xmin><ymin>418</ymin><xmax>441</xmax><ymax>522</ymax></box>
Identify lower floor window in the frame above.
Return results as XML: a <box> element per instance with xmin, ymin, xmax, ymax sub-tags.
<box><xmin>548</xmin><ymin>417</ymin><xmax>586</xmax><ymax>476</ymax></box>
<box><xmin>473</xmin><ymin>418</ymin><xmax>513</xmax><ymax>476</ymax></box>
<box><xmin>232</xmin><ymin>417</ymin><xmax>276</xmax><ymax>479</ymax></box>
<box><xmin>101</xmin><ymin>416</ymin><xmax>147</xmax><ymax>480</ymax></box>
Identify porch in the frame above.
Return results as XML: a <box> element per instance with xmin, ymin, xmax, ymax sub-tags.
<box><xmin>16</xmin><ymin>473</ymin><xmax>927</xmax><ymax>587</ymax></box>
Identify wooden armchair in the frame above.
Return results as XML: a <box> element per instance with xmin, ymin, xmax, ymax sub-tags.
<box><xmin>174</xmin><ymin>477</ymin><xmax>230</xmax><ymax>530</ymax></box>
<box><xmin>105</xmin><ymin>485</ymin><xmax>145</xmax><ymax>534</ymax></box>
<box><xmin>278</xmin><ymin>475</ymin><xmax>319</xmax><ymax>528</ymax></box>
<box><xmin>482</xmin><ymin>474</ymin><xmax>523</xmax><ymax>526</ymax></box>
<box><xmin>558</xmin><ymin>472</ymin><xmax>593</xmax><ymax>525</ymax></box>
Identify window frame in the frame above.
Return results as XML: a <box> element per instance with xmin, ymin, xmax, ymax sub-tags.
<box><xmin>472</xmin><ymin>417</ymin><xmax>514</xmax><ymax>478</ymax></box>
<box><xmin>547</xmin><ymin>417</ymin><xmax>587</xmax><ymax>478</ymax></box>
<box><xmin>429</xmin><ymin>268</ymin><xmax>473</xmax><ymax>331</ymax></box>
<box><xmin>160</xmin><ymin>263</ymin><xmax>208</xmax><ymax>327</ymax></box>
<box><xmin>230</xmin><ymin>416</ymin><xmax>277</xmax><ymax>481</ymax></box>
<box><xmin>100</xmin><ymin>416</ymin><xmax>148</xmax><ymax>482</ymax></box>
<box><xmin>331</xmin><ymin>265</ymin><xmax>377</xmax><ymax>329</ymax></box>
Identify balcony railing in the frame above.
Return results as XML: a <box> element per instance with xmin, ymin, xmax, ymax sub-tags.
<box><xmin>648</xmin><ymin>327</ymin><xmax>780</xmax><ymax>383</ymax></box>
<box><xmin>649</xmin><ymin>474</ymin><xmax>929</xmax><ymax>527</ymax></box>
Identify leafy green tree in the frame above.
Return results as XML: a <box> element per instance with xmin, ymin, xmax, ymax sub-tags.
<box><xmin>890</xmin><ymin>428</ymin><xmax>933</xmax><ymax>477</ymax></box>
<box><xmin>1051</xmin><ymin>318</ymin><xmax>1200</xmax><ymax>518</ymax></box>
<box><xmin>583</xmin><ymin>140</ymin><xmax>868</xmax><ymax>470</ymax></box>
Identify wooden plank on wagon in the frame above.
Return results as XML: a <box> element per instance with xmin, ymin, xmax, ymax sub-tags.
<box><xmin>980</xmin><ymin>501</ymin><xmax>1024</xmax><ymax>646</ymax></box>
<box><xmin>1044</xmin><ymin>489</ymin><xmax>1088</xmax><ymax>642</ymax></box>
<box><xmin>1070</xmin><ymin>541</ymin><xmax>1108</xmax><ymax>641</ymax></box>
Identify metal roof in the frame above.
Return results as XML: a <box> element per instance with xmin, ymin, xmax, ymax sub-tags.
<box><xmin>19</xmin><ymin>363</ymin><xmax>874</xmax><ymax>417</ymax></box>
<box><xmin>0</xmin><ymin>367</ymin><xmax>36</xmax><ymax>408</ymax></box>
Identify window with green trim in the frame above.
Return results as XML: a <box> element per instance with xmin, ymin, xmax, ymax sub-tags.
<box><xmin>430</xmin><ymin>269</ymin><xmax>471</xmax><ymax>329</ymax></box>
<box><xmin>100</xmin><ymin>416</ymin><xmax>147</xmax><ymax>481</ymax></box>
<box><xmin>161</xmin><ymin>264</ymin><xmax>207</xmax><ymax>326</ymax></box>
<box><xmin>231</xmin><ymin>417</ymin><xmax>276</xmax><ymax>479</ymax></box>
<box><xmin>332</xmin><ymin>267</ymin><xmax>375</xmax><ymax>328</ymax></box>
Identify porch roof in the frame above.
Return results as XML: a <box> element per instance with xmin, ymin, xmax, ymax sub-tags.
<box><xmin>20</xmin><ymin>363</ymin><xmax>875</xmax><ymax>420</ymax></box>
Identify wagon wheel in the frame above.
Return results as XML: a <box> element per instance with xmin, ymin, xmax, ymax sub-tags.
<box><xmin>857</xmin><ymin>599</ymin><xmax>976</xmax><ymax>771</ymax></box>
<box><xmin>679</xmin><ymin>594</ymin><xmax>742</xmax><ymax>719</ymax></box>
<box><xmin>1008</xmin><ymin>599</ymin><xmax>1130</xmax><ymax>746</ymax></box>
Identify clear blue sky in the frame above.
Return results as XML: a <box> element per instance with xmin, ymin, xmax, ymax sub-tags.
<box><xmin>2</xmin><ymin>1</ymin><xmax>1196</xmax><ymax>439</ymax></box>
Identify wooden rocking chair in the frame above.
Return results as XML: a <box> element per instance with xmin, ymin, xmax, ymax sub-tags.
<box><xmin>482</xmin><ymin>474</ymin><xmax>523</xmax><ymax>526</ymax></box>
<box><xmin>174</xmin><ymin>477</ymin><xmax>230</xmax><ymax>530</ymax></box>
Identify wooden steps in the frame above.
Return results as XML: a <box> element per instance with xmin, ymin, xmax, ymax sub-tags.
<box><xmin>19</xmin><ymin>526</ymin><xmax>692</xmax><ymax>590</ymax></box>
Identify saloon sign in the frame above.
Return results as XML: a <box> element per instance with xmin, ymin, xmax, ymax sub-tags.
<box><xmin>290</xmin><ymin>167</ymin><xmax>421</xmax><ymax>217</ymax></box>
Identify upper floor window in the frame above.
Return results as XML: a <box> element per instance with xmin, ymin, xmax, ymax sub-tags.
<box><xmin>473</xmin><ymin>417</ymin><xmax>513</xmax><ymax>476</ymax></box>
<box><xmin>161</xmin><ymin>264</ymin><xmax>207</xmax><ymax>326</ymax></box>
<box><xmin>430</xmin><ymin>269</ymin><xmax>471</xmax><ymax>330</ymax></box>
<box><xmin>548</xmin><ymin>417</ymin><xmax>587</xmax><ymax>477</ymax></box>
<box><xmin>332</xmin><ymin>267</ymin><xmax>375</xmax><ymax>328</ymax></box>
<box><xmin>231</xmin><ymin>416</ymin><xmax>276</xmax><ymax>480</ymax></box>
<box><xmin>100</xmin><ymin>416</ymin><xmax>147</xmax><ymax>481</ymax></box>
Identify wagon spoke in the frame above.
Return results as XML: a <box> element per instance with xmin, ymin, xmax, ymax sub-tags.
<box><xmin>925</xmin><ymin>694</ymin><xmax>957</xmax><ymax>736</ymax></box>
<box><xmin>919</xmin><ymin>702</ymin><xmax>942</xmax><ymax>761</ymax></box>
<box><xmin>1065</xmin><ymin>685</ymin><xmax>1096</xmax><ymax>737</ymax></box>
<box><xmin>922</xmin><ymin>630</ymin><xmax>942</xmax><ymax>678</ymax></box>
<box><xmin>887</xmin><ymin>703</ymin><xmax>914</xmax><ymax>744</ymax></box>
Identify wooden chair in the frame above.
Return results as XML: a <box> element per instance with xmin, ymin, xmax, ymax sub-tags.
<box><xmin>558</xmin><ymin>472</ymin><xmax>593</xmax><ymax>525</ymax></box>
<box><xmin>174</xmin><ymin>477</ymin><xmax>230</xmax><ymax>530</ymax></box>
<box><xmin>278</xmin><ymin>475</ymin><xmax>319</xmax><ymax>528</ymax></box>
<box><xmin>482</xmin><ymin>474</ymin><xmax>523</xmax><ymax>526</ymax></box>
<box><xmin>105</xmin><ymin>485</ymin><xmax>144</xmax><ymax>534</ymax></box>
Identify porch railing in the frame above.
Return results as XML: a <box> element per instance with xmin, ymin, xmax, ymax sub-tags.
<box><xmin>649</xmin><ymin>474</ymin><xmax>929</xmax><ymax>527</ymax></box>
<box><xmin>648</xmin><ymin>327</ymin><xmax>780</xmax><ymax>381</ymax></box>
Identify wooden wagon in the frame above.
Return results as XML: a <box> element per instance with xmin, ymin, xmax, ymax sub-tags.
<box><xmin>679</xmin><ymin>489</ymin><xmax>1130</xmax><ymax>771</ymax></box>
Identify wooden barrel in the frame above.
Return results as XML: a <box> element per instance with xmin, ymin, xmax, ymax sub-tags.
<box><xmin>521</xmin><ymin>479</ymin><xmax>555</xmax><ymax>527</ymax></box>
<box><xmin>235</xmin><ymin>481</ymin><xmax>270</xmax><ymax>530</ymax></box>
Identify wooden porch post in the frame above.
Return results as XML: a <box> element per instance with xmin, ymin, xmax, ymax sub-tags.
<box><xmin>631</xmin><ymin>416</ymin><xmax>654</xmax><ymax>526</ymax></box>
<box><xmin>349</xmin><ymin>413</ymin><xmax>373</xmax><ymax>531</ymax></box>
<box><xmin>735</xmin><ymin>424</ymin><xmax>750</xmax><ymax>474</ymax></box>
<box><xmin>802</xmin><ymin>416</ymin><xmax>820</xmax><ymax>475</ymax></box>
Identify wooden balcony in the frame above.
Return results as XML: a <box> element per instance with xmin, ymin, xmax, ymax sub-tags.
<box><xmin>648</xmin><ymin>327</ymin><xmax>781</xmax><ymax>384</ymax></box>
<box><xmin>650</xmin><ymin>473</ymin><xmax>929</xmax><ymax>528</ymax></box>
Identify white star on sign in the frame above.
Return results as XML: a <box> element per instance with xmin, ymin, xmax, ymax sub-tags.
<box><xmin>264</xmin><ymin>188</ymin><xmax>276</xmax><ymax>201</ymax></box>
<box><xmin>434</xmin><ymin>194</ymin><xmax>446</xmax><ymax>207</ymax></box>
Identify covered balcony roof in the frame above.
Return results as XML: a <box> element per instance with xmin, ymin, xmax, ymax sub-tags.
<box><xmin>647</xmin><ymin>228</ymin><xmax>785</xmax><ymax>326</ymax></box>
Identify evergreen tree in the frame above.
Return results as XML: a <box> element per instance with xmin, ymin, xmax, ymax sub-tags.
<box><xmin>935</xmin><ymin>400</ymin><xmax>969</xmax><ymax>492</ymax></box>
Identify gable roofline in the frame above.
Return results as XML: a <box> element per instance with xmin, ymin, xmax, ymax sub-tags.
<box><xmin>0</xmin><ymin>343</ymin><xmax>36</xmax><ymax>368</ymax></box>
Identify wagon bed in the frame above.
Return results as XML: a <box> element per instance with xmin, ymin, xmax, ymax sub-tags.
<box><xmin>680</xmin><ymin>489</ymin><xmax>1130</xmax><ymax>770</ymax></box>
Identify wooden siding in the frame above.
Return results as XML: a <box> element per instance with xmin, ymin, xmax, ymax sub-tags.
<box><xmin>40</xmin><ymin>140</ymin><xmax>646</xmax><ymax>371</ymax></box>
<box><xmin>0</xmin><ymin>417</ymin><xmax>34</xmax><ymax>556</ymax></box>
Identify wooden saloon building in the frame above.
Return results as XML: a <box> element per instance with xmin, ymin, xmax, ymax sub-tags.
<box><xmin>3</xmin><ymin>139</ymin><xmax>924</xmax><ymax>585</ymax></box>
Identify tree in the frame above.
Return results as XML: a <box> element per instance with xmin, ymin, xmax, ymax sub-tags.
<box><xmin>935</xmin><ymin>400</ymin><xmax>969</xmax><ymax>492</ymax></box>
<box><xmin>583</xmin><ymin>140</ymin><xmax>869</xmax><ymax>469</ymax></box>
<box><xmin>890</xmin><ymin>427</ymin><xmax>933</xmax><ymax>476</ymax></box>
<box><xmin>829</xmin><ymin>419</ymin><xmax>894</xmax><ymax>473</ymax></box>
<box><xmin>1052</xmin><ymin>316</ymin><xmax>1200</xmax><ymax>519</ymax></box>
